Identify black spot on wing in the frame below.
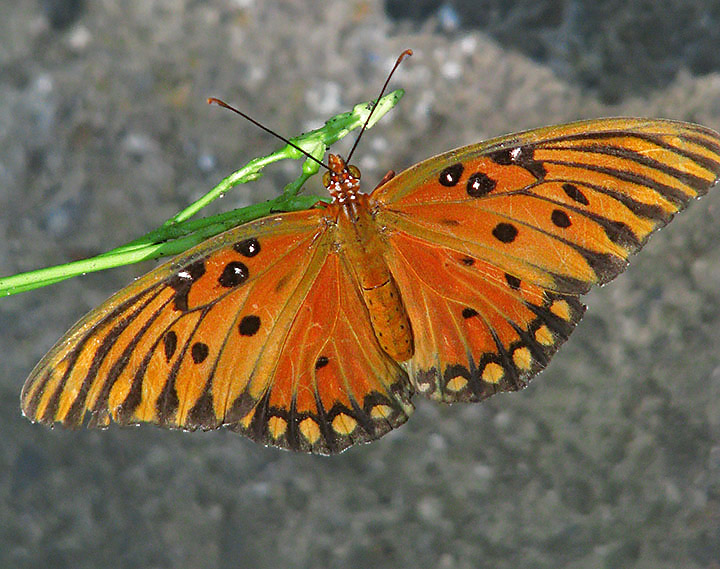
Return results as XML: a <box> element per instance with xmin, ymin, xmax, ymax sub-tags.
<box><xmin>439</xmin><ymin>162</ymin><xmax>464</xmax><ymax>186</ymax></box>
<box><xmin>505</xmin><ymin>273</ymin><xmax>521</xmax><ymax>290</ymax></box>
<box><xmin>462</xmin><ymin>307</ymin><xmax>479</xmax><ymax>319</ymax></box>
<box><xmin>551</xmin><ymin>209</ymin><xmax>571</xmax><ymax>228</ymax></box>
<box><xmin>492</xmin><ymin>222</ymin><xmax>518</xmax><ymax>243</ymax></box>
<box><xmin>163</xmin><ymin>331</ymin><xmax>177</xmax><ymax>361</ymax></box>
<box><xmin>488</xmin><ymin>145</ymin><xmax>547</xmax><ymax>179</ymax></box>
<box><xmin>466</xmin><ymin>172</ymin><xmax>496</xmax><ymax>197</ymax></box>
<box><xmin>238</xmin><ymin>315</ymin><xmax>261</xmax><ymax>336</ymax></box>
<box><xmin>168</xmin><ymin>260</ymin><xmax>207</xmax><ymax>312</ymax></box>
<box><xmin>218</xmin><ymin>261</ymin><xmax>249</xmax><ymax>288</ymax></box>
<box><xmin>191</xmin><ymin>342</ymin><xmax>209</xmax><ymax>364</ymax></box>
<box><xmin>562</xmin><ymin>183</ymin><xmax>589</xmax><ymax>205</ymax></box>
<box><xmin>234</xmin><ymin>238</ymin><xmax>261</xmax><ymax>257</ymax></box>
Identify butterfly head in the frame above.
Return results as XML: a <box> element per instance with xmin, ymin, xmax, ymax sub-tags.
<box><xmin>323</xmin><ymin>154</ymin><xmax>362</xmax><ymax>203</ymax></box>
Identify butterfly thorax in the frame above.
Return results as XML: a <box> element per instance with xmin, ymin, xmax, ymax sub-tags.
<box><xmin>324</xmin><ymin>154</ymin><xmax>414</xmax><ymax>362</ymax></box>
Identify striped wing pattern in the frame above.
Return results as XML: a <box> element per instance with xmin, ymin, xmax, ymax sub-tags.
<box><xmin>21</xmin><ymin>210</ymin><xmax>413</xmax><ymax>453</ymax></box>
<box><xmin>21</xmin><ymin>117</ymin><xmax>720</xmax><ymax>453</ymax></box>
<box><xmin>373</xmin><ymin>118</ymin><xmax>720</xmax><ymax>403</ymax></box>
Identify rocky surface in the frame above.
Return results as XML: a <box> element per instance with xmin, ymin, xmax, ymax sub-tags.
<box><xmin>1</xmin><ymin>1</ymin><xmax>719</xmax><ymax>568</ymax></box>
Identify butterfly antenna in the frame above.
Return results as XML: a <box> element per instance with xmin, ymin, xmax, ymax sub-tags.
<box><xmin>207</xmin><ymin>97</ymin><xmax>329</xmax><ymax>170</ymax></box>
<box><xmin>346</xmin><ymin>49</ymin><xmax>413</xmax><ymax>164</ymax></box>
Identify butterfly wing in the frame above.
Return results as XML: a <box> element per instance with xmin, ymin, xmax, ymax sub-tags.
<box><xmin>22</xmin><ymin>117</ymin><xmax>720</xmax><ymax>450</ymax></box>
<box><xmin>371</xmin><ymin>118</ymin><xmax>720</xmax><ymax>401</ymax></box>
<box><xmin>21</xmin><ymin>209</ymin><xmax>413</xmax><ymax>453</ymax></box>
<box><xmin>381</xmin><ymin>231</ymin><xmax>585</xmax><ymax>402</ymax></box>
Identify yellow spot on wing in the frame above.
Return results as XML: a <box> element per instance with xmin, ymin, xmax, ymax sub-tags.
<box><xmin>512</xmin><ymin>347</ymin><xmax>532</xmax><ymax>371</ymax></box>
<box><xmin>445</xmin><ymin>375</ymin><xmax>468</xmax><ymax>392</ymax></box>
<box><xmin>299</xmin><ymin>417</ymin><xmax>321</xmax><ymax>444</ymax></box>
<box><xmin>417</xmin><ymin>381</ymin><xmax>433</xmax><ymax>392</ymax></box>
<box><xmin>550</xmin><ymin>300</ymin><xmax>571</xmax><ymax>321</ymax></box>
<box><xmin>331</xmin><ymin>413</ymin><xmax>358</xmax><ymax>436</ymax></box>
<box><xmin>239</xmin><ymin>409</ymin><xmax>255</xmax><ymax>429</ymax></box>
<box><xmin>370</xmin><ymin>404</ymin><xmax>394</xmax><ymax>420</ymax></box>
<box><xmin>535</xmin><ymin>325</ymin><xmax>554</xmax><ymax>346</ymax></box>
<box><xmin>482</xmin><ymin>362</ymin><xmax>504</xmax><ymax>384</ymax></box>
<box><xmin>268</xmin><ymin>416</ymin><xmax>287</xmax><ymax>439</ymax></box>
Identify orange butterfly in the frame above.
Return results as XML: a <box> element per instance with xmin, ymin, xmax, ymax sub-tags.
<box><xmin>20</xmin><ymin>116</ymin><xmax>720</xmax><ymax>454</ymax></box>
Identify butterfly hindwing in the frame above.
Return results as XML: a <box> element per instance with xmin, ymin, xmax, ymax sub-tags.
<box><xmin>230</xmin><ymin>250</ymin><xmax>413</xmax><ymax>453</ymax></box>
<box><xmin>384</xmin><ymin>230</ymin><xmax>584</xmax><ymax>402</ymax></box>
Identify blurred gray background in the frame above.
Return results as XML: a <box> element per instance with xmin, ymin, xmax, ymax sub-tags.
<box><xmin>2</xmin><ymin>1</ymin><xmax>720</xmax><ymax>567</ymax></box>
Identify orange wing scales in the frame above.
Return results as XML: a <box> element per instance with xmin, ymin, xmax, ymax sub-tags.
<box><xmin>373</xmin><ymin>118</ymin><xmax>720</xmax><ymax>405</ymax></box>
<box><xmin>24</xmin><ymin>284</ymin><xmax>171</xmax><ymax>426</ymax></box>
<box><xmin>22</xmin><ymin>208</ymin><xmax>414</xmax><ymax>453</ymax></box>
<box><xmin>374</xmin><ymin>118</ymin><xmax>720</xmax><ymax>294</ymax></box>
<box><xmin>21</xmin><ymin>117</ymin><xmax>720</xmax><ymax>454</ymax></box>
<box><xmin>386</xmin><ymin>231</ymin><xmax>584</xmax><ymax>402</ymax></box>
<box><xmin>23</xmin><ymin>214</ymin><xmax>327</xmax><ymax>427</ymax></box>
<box><xmin>227</xmin><ymin>252</ymin><xmax>413</xmax><ymax>453</ymax></box>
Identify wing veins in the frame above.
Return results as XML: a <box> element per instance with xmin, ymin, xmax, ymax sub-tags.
<box><xmin>231</xmin><ymin>229</ymin><xmax>334</xmax><ymax>412</ymax></box>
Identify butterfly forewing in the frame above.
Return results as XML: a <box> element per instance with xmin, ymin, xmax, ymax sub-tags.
<box><xmin>373</xmin><ymin>118</ymin><xmax>720</xmax><ymax>293</ymax></box>
<box><xmin>22</xmin><ymin>213</ymin><xmax>323</xmax><ymax>427</ymax></box>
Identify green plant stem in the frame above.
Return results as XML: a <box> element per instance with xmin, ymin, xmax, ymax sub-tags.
<box><xmin>0</xmin><ymin>89</ymin><xmax>403</xmax><ymax>297</ymax></box>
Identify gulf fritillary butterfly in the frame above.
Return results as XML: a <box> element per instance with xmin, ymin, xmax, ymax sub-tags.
<box><xmin>20</xmin><ymin>111</ymin><xmax>720</xmax><ymax>454</ymax></box>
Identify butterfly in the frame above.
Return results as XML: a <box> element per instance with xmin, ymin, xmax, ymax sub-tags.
<box><xmin>20</xmin><ymin>116</ymin><xmax>720</xmax><ymax>454</ymax></box>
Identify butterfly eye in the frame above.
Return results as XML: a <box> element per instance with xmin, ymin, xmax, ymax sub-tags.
<box><xmin>348</xmin><ymin>165</ymin><xmax>361</xmax><ymax>179</ymax></box>
<box><xmin>322</xmin><ymin>171</ymin><xmax>331</xmax><ymax>187</ymax></box>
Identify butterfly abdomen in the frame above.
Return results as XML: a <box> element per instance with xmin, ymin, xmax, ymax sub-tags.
<box><xmin>335</xmin><ymin>197</ymin><xmax>413</xmax><ymax>362</ymax></box>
